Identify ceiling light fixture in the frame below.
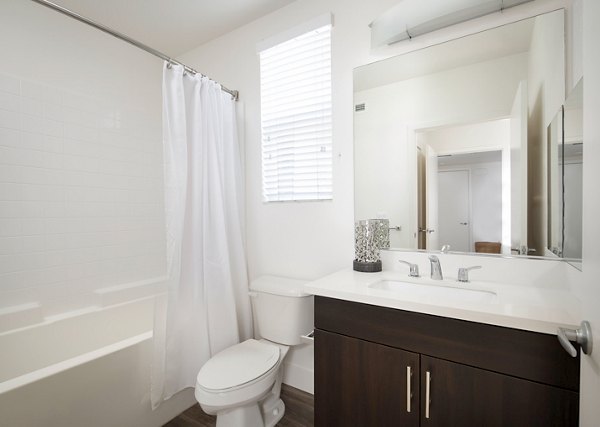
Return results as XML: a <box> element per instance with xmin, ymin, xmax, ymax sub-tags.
<box><xmin>370</xmin><ymin>0</ymin><xmax>534</xmax><ymax>47</ymax></box>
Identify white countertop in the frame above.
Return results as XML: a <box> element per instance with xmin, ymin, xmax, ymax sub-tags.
<box><xmin>304</xmin><ymin>269</ymin><xmax>581</xmax><ymax>335</ymax></box>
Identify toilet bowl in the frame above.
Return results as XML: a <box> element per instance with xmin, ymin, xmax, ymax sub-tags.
<box><xmin>195</xmin><ymin>339</ymin><xmax>289</xmax><ymax>427</ymax></box>
<box><xmin>194</xmin><ymin>276</ymin><xmax>313</xmax><ymax>427</ymax></box>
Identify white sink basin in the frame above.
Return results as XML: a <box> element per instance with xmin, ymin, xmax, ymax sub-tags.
<box><xmin>370</xmin><ymin>280</ymin><xmax>497</xmax><ymax>304</ymax></box>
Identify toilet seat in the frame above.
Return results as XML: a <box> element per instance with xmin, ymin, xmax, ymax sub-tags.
<box><xmin>196</xmin><ymin>339</ymin><xmax>280</xmax><ymax>393</ymax></box>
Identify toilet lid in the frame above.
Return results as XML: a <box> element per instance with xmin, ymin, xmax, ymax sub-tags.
<box><xmin>197</xmin><ymin>339</ymin><xmax>280</xmax><ymax>391</ymax></box>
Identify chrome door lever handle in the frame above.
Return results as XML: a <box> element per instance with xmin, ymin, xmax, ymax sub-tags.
<box><xmin>558</xmin><ymin>321</ymin><xmax>593</xmax><ymax>357</ymax></box>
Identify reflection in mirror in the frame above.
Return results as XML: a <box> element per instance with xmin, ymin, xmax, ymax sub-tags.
<box><xmin>416</xmin><ymin>121</ymin><xmax>507</xmax><ymax>254</ymax></box>
<box><xmin>547</xmin><ymin>106</ymin><xmax>563</xmax><ymax>256</ymax></box>
<box><xmin>562</xmin><ymin>82</ymin><xmax>583</xmax><ymax>260</ymax></box>
<box><xmin>548</xmin><ymin>79</ymin><xmax>583</xmax><ymax>265</ymax></box>
<box><xmin>354</xmin><ymin>10</ymin><xmax>565</xmax><ymax>259</ymax></box>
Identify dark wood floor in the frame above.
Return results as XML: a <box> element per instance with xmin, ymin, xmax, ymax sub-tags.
<box><xmin>164</xmin><ymin>384</ymin><xmax>314</xmax><ymax>427</ymax></box>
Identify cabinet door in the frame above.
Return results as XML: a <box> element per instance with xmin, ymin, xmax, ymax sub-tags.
<box><xmin>420</xmin><ymin>355</ymin><xmax>579</xmax><ymax>427</ymax></box>
<box><xmin>314</xmin><ymin>329</ymin><xmax>419</xmax><ymax>427</ymax></box>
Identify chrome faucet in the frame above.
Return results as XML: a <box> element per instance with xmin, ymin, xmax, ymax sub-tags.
<box><xmin>457</xmin><ymin>266</ymin><xmax>482</xmax><ymax>283</ymax></box>
<box><xmin>398</xmin><ymin>260</ymin><xmax>420</xmax><ymax>277</ymax></box>
<box><xmin>428</xmin><ymin>255</ymin><xmax>443</xmax><ymax>280</ymax></box>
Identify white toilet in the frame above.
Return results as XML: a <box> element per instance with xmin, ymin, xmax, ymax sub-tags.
<box><xmin>195</xmin><ymin>276</ymin><xmax>313</xmax><ymax>427</ymax></box>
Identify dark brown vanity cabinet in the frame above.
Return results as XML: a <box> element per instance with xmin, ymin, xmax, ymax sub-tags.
<box><xmin>314</xmin><ymin>296</ymin><xmax>580</xmax><ymax>427</ymax></box>
<box><xmin>315</xmin><ymin>329</ymin><xmax>420</xmax><ymax>426</ymax></box>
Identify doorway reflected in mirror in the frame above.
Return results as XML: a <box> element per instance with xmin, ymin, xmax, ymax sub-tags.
<box><xmin>416</xmin><ymin>121</ymin><xmax>506</xmax><ymax>255</ymax></box>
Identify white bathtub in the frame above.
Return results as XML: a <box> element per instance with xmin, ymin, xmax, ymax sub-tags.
<box><xmin>0</xmin><ymin>295</ymin><xmax>196</xmax><ymax>427</ymax></box>
<box><xmin>0</xmin><ymin>298</ymin><xmax>154</xmax><ymax>394</ymax></box>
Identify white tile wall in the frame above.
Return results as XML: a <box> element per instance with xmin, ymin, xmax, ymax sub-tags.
<box><xmin>0</xmin><ymin>72</ymin><xmax>165</xmax><ymax>317</ymax></box>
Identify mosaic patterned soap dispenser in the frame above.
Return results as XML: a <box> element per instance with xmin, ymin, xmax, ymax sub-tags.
<box><xmin>353</xmin><ymin>218</ymin><xmax>390</xmax><ymax>272</ymax></box>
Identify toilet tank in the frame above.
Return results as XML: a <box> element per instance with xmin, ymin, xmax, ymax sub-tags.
<box><xmin>249</xmin><ymin>276</ymin><xmax>313</xmax><ymax>346</ymax></box>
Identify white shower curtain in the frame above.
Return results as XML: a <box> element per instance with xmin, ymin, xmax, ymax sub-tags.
<box><xmin>152</xmin><ymin>63</ymin><xmax>252</xmax><ymax>408</ymax></box>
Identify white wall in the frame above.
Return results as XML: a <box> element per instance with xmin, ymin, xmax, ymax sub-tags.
<box><xmin>0</xmin><ymin>0</ymin><xmax>166</xmax><ymax>316</ymax></box>
<box><xmin>179</xmin><ymin>0</ymin><xmax>580</xmax><ymax>394</ymax></box>
<box><xmin>0</xmin><ymin>1</ymin><xmax>192</xmax><ymax>424</ymax></box>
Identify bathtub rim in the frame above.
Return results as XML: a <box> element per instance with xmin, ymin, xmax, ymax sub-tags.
<box><xmin>0</xmin><ymin>330</ymin><xmax>153</xmax><ymax>395</ymax></box>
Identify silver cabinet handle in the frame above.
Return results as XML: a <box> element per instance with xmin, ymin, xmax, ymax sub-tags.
<box><xmin>406</xmin><ymin>366</ymin><xmax>412</xmax><ymax>413</ymax></box>
<box><xmin>558</xmin><ymin>321</ymin><xmax>593</xmax><ymax>357</ymax></box>
<box><xmin>459</xmin><ymin>222</ymin><xmax>468</xmax><ymax>225</ymax></box>
<box><xmin>425</xmin><ymin>370</ymin><xmax>431</xmax><ymax>419</ymax></box>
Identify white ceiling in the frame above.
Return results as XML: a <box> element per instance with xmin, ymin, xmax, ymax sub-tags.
<box><xmin>47</xmin><ymin>0</ymin><xmax>296</xmax><ymax>56</ymax></box>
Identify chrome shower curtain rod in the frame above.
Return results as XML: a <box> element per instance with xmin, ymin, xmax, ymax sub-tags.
<box><xmin>30</xmin><ymin>0</ymin><xmax>239</xmax><ymax>100</ymax></box>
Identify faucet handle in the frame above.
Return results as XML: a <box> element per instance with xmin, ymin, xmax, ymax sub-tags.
<box><xmin>457</xmin><ymin>266</ymin><xmax>482</xmax><ymax>283</ymax></box>
<box><xmin>398</xmin><ymin>260</ymin><xmax>420</xmax><ymax>277</ymax></box>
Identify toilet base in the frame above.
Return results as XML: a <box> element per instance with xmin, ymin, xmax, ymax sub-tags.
<box><xmin>261</xmin><ymin>395</ymin><xmax>285</xmax><ymax>427</ymax></box>
<box><xmin>214</xmin><ymin>396</ymin><xmax>284</xmax><ymax>427</ymax></box>
<box><xmin>216</xmin><ymin>403</ymin><xmax>263</xmax><ymax>427</ymax></box>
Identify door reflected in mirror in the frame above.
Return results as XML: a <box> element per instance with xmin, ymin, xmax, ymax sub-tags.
<box><xmin>415</xmin><ymin>116</ymin><xmax>523</xmax><ymax>256</ymax></box>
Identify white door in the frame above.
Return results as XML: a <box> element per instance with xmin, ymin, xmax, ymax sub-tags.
<box><xmin>438</xmin><ymin>170</ymin><xmax>470</xmax><ymax>252</ymax></box>
<box><xmin>580</xmin><ymin>2</ymin><xmax>600</xmax><ymax>423</ymax></box>
<box><xmin>425</xmin><ymin>144</ymin><xmax>439</xmax><ymax>250</ymax></box>
<box><xmin>509</xmin><ymin>80</ymin><xmax>528</xmax><ymax>253</ymax></box>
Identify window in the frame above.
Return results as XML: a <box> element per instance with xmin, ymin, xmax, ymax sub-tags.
<box><xmin>259</xmin><ymin>19</ymin><xmax>332</xmax><ymax>202</ymax></box>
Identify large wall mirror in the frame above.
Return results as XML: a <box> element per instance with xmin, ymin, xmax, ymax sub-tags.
<box><xmin>354</xmin><ymin>9</ymin><xmax>571</xmax><ymax>260</ymax></box>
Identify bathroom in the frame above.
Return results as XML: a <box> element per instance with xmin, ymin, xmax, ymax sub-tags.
<box><xmin>0</xmin><ymin>0</ymin><xmax>599</xmax><ymax>425</ymax></box>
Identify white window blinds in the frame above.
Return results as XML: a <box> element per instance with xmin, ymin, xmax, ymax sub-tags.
<box><xmin>260</xmin><ymin>24</ymin><xmax>332</xmax><ymax>202</ymax></box>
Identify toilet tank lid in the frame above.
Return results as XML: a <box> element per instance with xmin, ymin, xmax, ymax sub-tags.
<box><xmin>250</xmin><ymin>275</ymin><xmax>310</xmax><ymax>297</ymax></box>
